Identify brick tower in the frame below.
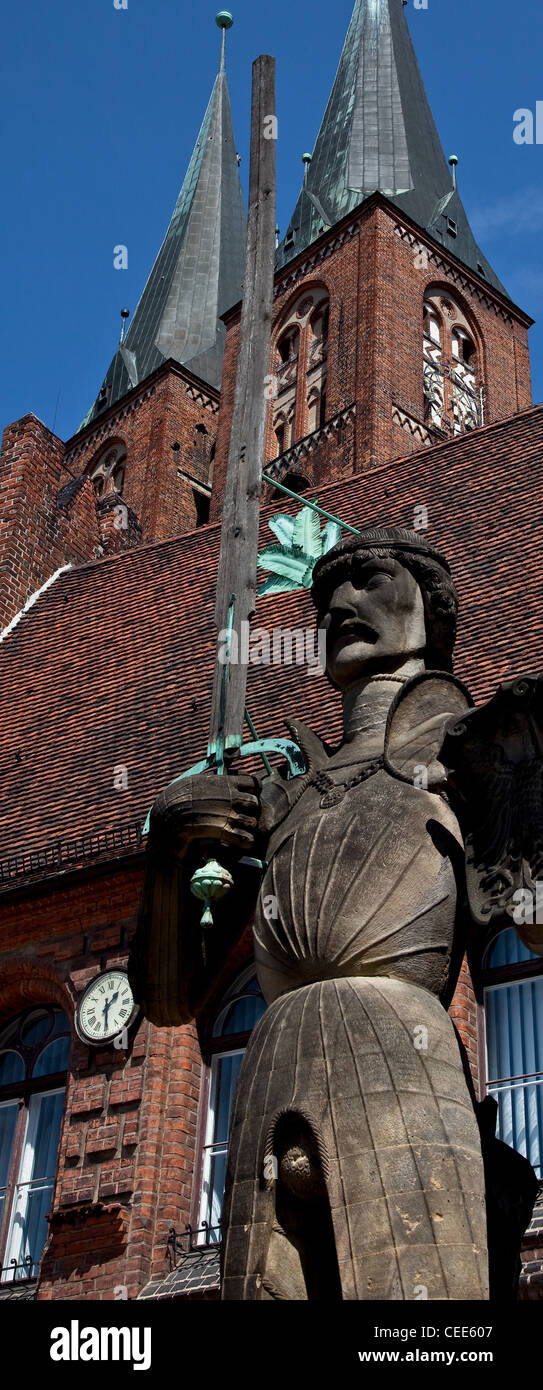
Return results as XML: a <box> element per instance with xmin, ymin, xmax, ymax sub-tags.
<box><xmin>212</xmin><ymin>0</ymin><xmax>532</xmax><ymax>511</ymax></box>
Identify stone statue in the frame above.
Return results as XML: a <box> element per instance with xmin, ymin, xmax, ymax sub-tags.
<box><xmin>131</xmin><ymin>527</ymin><xmax>543</xmax><ymax>1300</ymax></box>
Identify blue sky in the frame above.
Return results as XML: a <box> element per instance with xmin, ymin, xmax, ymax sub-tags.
<box><xmin>1</xmin><ymin>0</ymin><xmax>543</xmax><ymax>440</ymax></box>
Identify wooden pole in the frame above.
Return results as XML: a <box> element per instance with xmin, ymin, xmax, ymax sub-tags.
<box><xmin>208</xmin><ymin>55</ymin><xmax>277</xmax><ymax>768</ymax></box>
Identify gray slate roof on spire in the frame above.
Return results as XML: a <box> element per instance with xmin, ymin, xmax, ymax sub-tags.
<box><xmin>80</xmin><ymin>54</ymin><xmax>246</xmax><ymax>430</ymax></box>
<box><xmin>276</xmin><ymin>0</ymin><xmax>508</xmax><ymax>296</ymax></box>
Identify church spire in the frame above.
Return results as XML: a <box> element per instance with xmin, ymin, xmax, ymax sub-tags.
<box><xmin>81</xmin><ymin>12</ymin><xmax>245</xmax><ymax>429</ymax></box>
<box><xmin>277</xmin><ymin>0</ymin><xmax>506</xmax><ymax>294</ymax></box>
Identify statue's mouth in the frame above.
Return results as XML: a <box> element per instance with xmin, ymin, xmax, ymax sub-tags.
<box><xmin>330</xmin><ymin>620</ymin><xmax>378</xmax><ymax>650</ymax></box>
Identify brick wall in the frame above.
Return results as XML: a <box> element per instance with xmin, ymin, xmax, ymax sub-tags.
<box><xmin>0</xmin><ymin>363</ymin><xmax>220</xmax><ymax>632</ymax></box>
<box><xmin>0</xmin><ymin>415</ymin><xmax>100</xmax><ymax>630</ymax></box>
<box><xmin>63</xmin><ymin>364</ymin><xmax>219</xmax><ymax>545</ymax></box>
<box><xmin>0</xmin><ymin>864</ymin><xmax>201</xmax><ymax>1301</ymax></box>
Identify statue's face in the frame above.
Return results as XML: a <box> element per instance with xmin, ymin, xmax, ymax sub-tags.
<box><xmin>320</xmin><ymin>557</ymin><xmax>426</xmax><ymax>690</ymax></box>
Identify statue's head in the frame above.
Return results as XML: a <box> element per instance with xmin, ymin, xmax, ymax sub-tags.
<box><xmin>311</xmin><ymin>527</ymin><xmax>458</xmax><ymax>691</ymax></box>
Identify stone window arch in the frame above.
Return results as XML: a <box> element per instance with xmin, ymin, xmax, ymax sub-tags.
<box><xmin>269</xmin><ymin>287</ymin><xmax>330</xmax><ymax>461</ymax></box>
<box><xmin>423</xmin><ymin>289</ymin><xmax>482</xmax><ymax>435</ymax></box>
<box><xmin>0</xmin><ymin>1006</ymin><xmax>70</xmax><ymax>1283</ymax></box>
<box><xmin>88</xmin><ymin>442</ymin><xmax>127</xmax><ymax>499</ymax></box>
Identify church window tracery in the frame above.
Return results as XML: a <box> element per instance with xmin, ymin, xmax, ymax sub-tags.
<box><xmin>269</xmin><ymin>288</ymin><xmax>330</xmax><ymax>461</ymax></box>
<box><xmin>88</xmin><ymin>443</ymin><xmax>127</xmax><ymax>499</ymax></box>
<box><xmin>423</xmin><ymin>290</ymin><xmax>482</xmax><ymax>435</ymax></box>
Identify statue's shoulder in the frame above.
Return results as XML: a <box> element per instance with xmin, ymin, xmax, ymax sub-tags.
<box><xmin>384</xmin><ymin>671</ymin><xmax>473</xmax><ymax>790</ymax></box>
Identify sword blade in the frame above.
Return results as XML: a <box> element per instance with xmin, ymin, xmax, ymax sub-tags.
<box><xmin>208</xmin><ymin>55</ymin><xmax>277</xmax><ymax>767</ymax></box>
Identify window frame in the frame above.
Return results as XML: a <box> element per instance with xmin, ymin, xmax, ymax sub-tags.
<box><xmin>191</xmin><ymin>974</ymin><xmax>266</xmax><ymax>1241</ymax></box>
<box><xmin>481</xmin><ymin>931</ymin><xmax>543</xmax><ymax>1179</ymax></box>
<box><xmin>0</xmin><ymin>1008</ymin><xmax>70</xmax><ymax>1281</ymax></box>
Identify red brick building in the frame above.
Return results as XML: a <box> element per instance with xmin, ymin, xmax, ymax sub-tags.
<box><xmin>0</xmin><ymin>3</ymin><xmax>541</xmax><ymax>1303</ymax></box>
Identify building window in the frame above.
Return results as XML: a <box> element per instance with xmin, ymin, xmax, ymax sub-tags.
<box><xmin>307</xmin><ymin>389</ymin><xmax>320</xmax><ymax>435</ymax></box>
<box><xmin>0</xmin><ymin>1007</ymin><xmax>70</xmax><ymax>1282</ymax></box>
<box><xmin>277</xmin><ymin>471</ymin><xmax>309</xmax><ymax>497</ymax></box>
<box><xmin>198</xmin><ymin>973</ymin><xmax>266</xmax><ymax>1242</ymax></box>
<box><xmin>88</xmin><ymin>443</ymin><xmax>127</xmax><ymax>499</ymax></box>
<box><xmin>270</xmin><ymin>288</ymin><xmax>330</xmax><ymax>461</ymax></box>
<box><xmin>277</xmin><ymin>327</ymin><xmax>300</xmax><ymax>365</ymax></box>
<box><xmin>274</xmin><ymin>416</ymin><xmax>287</xmax><ymax>458</ymax></box>
<box><xmin>193</xmin><ymin>488</ymin><xmax>210</xmax><ymax>527</ymax></box>
<box><xmin>423</xmin><ymin>290</ymin><xmax>482</xmax><ymax>435</ymax></box>
<box><xmin>483</xmin><ymin>929</ymin><xmax>543</xmax><ymax>1179</ymax></box>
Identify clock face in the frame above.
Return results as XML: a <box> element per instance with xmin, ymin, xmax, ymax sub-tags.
<box><xmin>76</xmin><ymin>971</ymin><xmax>136</xmax><ymax>1044</ymax></box>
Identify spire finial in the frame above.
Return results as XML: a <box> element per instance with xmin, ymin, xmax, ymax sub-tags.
<box><xmin>449</xmin><ymin>154</ymin><xmax>459</xmax><ymax>190</ymax></box>
<box><xmin>119</xmin><ymin>308</ymin><xmax>130</xmax><ymax>344</ymax></box>
<box><xmin>216</xmin><ymin>11</ymin><xmax>233</xmax><ymax>70</ymax></box>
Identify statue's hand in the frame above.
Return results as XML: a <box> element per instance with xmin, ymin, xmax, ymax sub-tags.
<box><xmin>149</xmin><ymin>772</ymin><xmax>261</xmax><ymax>854</ymax></box>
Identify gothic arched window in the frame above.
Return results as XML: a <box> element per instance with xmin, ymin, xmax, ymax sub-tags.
<box><xmin>0</xmin><ymin>1007</ymin><xmax>70</xmax><ymax>1282</ymax></box>
<box><xmin>88</xmin><ymin>443</ymin><xmax>127</xmax><ymax>499</ymax></box>
<box><xmin>270</xmin><ymin>288</ymin><xmax>330</xmax><ymax>462</ymax></box>
<box><xmin>483</xmin><ymin>929</ymin><xmax>543</xmax><ymax>1179</ymax></box>
<box><xmin>423</xmin><ymin>290</ymin><xmax>482</xmax><ymax>435</ymax></box>
<box><xmin>196</xmin><ymin>972</ymin><xmax>266</xmax><ymax>1244</ymax></box>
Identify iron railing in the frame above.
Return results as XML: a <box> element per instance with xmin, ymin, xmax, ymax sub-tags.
<box><xmin>0</xmin><ymin>1255</ymin><xmax>35</xmax><ymax>1283</ymax></box>
<box><xmin>0</xmin><ymin>822</ymin><xmax>144</xmax><ymax>890</ymax></box>
<box><xmin>166</xmin><ymin>1223</ymin><xmax>222</xmax><ymax>1269</ymax></box>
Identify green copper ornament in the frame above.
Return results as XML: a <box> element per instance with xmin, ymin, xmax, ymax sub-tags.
<box><xmin>190</xmin><ymin>858</ymin><xmax>234</xmax><ymax>928</ymax></box>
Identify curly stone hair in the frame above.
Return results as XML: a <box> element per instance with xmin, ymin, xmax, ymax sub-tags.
<box><xmin>311</xmin><ymin>527</ymin><xmax>459</xmax><ymax>673</ymax></box>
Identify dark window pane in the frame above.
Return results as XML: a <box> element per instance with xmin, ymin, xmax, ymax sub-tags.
<box><xmin>221</xmin><ymin>996</ymin><xmax>266</xmax><ymax>1036</ymax></box>
<box><xmin>0</xmin><ymin>1102</ymin><xmax>19</xmax><ymax>1188</ymax></box>
<box><xmin>33</xmin><ymin>1036</ymin><xmax>70</xmax><ymax>1079</ymax></box>
<box><xmin>21</xmin><ymin>1012</ymin><xmax>52</xmax><ymax>1047</ymax></box>
<box><xmin>0</xmin><ymin>1051</ymin><xmax>25</xmax><ymax>1086</ymax></box>
<box><xmin>52</xmin><ymin>1012</ymin><xmax>70</xmax><ymax>1039</ymax></box>
<box><xmin>485</xmin><ymin>928</ymin><xmax>538</xmax><ymax>970</ymax></box>
<box><xmin>213</xmin><ymin>1054</ymin><xmax>243</xmax><ymax>1146</ymax></box>
<box><xmin>31</xmin><ymin>1091</ymin><xmax>65</xmax><ymax>1181</ymax></box>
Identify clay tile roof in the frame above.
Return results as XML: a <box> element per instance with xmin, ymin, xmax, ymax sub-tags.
<box><xmin>1</xmin><ymin>405</ymin><xmax>543</xmax><ymax>883</ymax></box>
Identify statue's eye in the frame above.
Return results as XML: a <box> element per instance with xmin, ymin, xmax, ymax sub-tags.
<box><xmin>366</xmin><ymin>572</ymin><xmax>393</xmax><ymax>589</ymax></box>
